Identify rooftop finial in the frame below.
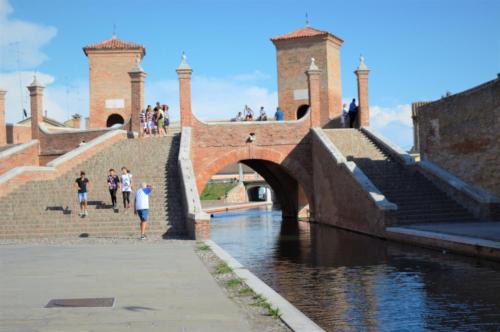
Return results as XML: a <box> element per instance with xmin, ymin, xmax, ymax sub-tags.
<box><xmin>305</xmin><ymin>12</ymin><xmax>310</xmax><ymax>27</ymax></box>
<box><xmin>177</xmin><ymin>51</ymin><xmax>192</xmax><ymax>70</ymax></box>
<box><xmin>112</xmin><ymin>24</ymin><xmax>117</xmax><ymax>39</ymax></box>
<box><xmin>357</xmin><ymin>54</ymin><xmax>368</xmax><ymax>70</ymax></box>
<box><xmin>309</xmin><ymin>57</ymin><xmax>319</xmax><ymax>71</ymax></box>
<box><xmin>30</xmin><ymin>70</ymin><xmax>39</xmax><ymax>86</ymax></box>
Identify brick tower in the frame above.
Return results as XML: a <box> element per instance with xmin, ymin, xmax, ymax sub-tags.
<box><xmin>271</xmin><ymin>26</ymin><xmax>343</xmax><ymax>125</ymax></box>
<box><xmin>83</xmin><ymin>35</ymin><xmax>145</xmax><ymax>128</ymax></box>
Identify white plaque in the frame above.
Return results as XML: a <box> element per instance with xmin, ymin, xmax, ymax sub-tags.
<box><xmin>293</xmin><ymin>89</ymin><xmax>309</xmax><ymax>100</ymax></box>
<box><xmin>105</xmin><ymin>99</ymin><xmax>125</xmax><ymax>109</ymax></box>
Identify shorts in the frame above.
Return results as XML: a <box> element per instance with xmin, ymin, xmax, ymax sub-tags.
<box><xmin>146</xmin><ymin>121</ymin><xmax>154</xmax><ymax>129</ymax></box>
<box><xmin>78</xmin><ymin>192</ymin><xmax>88</xmax><ymax>202</ymax></box>
<box><xmin>157</xmin><ymin>119</ymin><xmax>164</xmax><ymax>128</ymax></box>
<box><xmin>137</xmin><ymin>209</ymin><xmax>149</xmax><ymax>222</ymax></box>
<box><xmin>141</xmin><ymin>122</ymin><xmax>147</xmax><ymax>129</ymax></box>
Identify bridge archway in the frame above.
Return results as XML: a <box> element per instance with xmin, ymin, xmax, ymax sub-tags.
<box><xmin>106</xmin><ymin>114</ymin><xmax>125</xmax><ymax>127</ymax></box>
<box><xmin>197</xmin><ymin>148</ymin><xmax>313</xmax><ymax>219</ymax></box>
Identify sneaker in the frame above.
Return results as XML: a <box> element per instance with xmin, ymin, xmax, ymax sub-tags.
<box><xmin>84</xmin><ymin>210</ymin><xmax>88</xmax><ymax>216</ymax></box>
<box><xmin>140</xmin><ymin>235</ymin><xmax>147</xmax><ymax>240</ymax></box>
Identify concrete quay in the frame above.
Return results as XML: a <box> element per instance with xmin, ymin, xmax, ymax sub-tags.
<box><xmin>386</xmin><ymin>221</ymin><xmax>500</xmax><ymax>262</ymax></box>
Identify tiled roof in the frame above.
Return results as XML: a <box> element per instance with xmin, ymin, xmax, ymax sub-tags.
<box><xmin>83</xmin><ymin>37</ymin><xmax>145</xmax><ymax>55</ymax></box>
<box><xmin>271</xmin><ymin>26</ymin><xmax>343</xmax><ymax>43</ymax></box>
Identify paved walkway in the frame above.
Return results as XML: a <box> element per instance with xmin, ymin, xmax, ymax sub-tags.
<box><xmin>0</xmin><ymin>240</ymin><xmax>253</xmax><ymax>332</ymax></box>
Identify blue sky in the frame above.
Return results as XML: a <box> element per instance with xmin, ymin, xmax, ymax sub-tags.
<box><xmin>1</xmin><ymin>0</ymin><xmax>499</xmax><ymax>149</ymax></box>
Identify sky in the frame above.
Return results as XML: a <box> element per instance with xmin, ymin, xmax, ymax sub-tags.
<box><xmin>0</xmin><ymin>0</ymin><xmax>499</xmax><ymax>149</ymax></box>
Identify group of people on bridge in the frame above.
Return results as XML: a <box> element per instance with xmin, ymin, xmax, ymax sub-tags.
<box><xmin>232</xmin><ymin>106</ymin><xmax>284</xmax><ymax>122</ymax></box>
<box><xmin>139</xmin><ymin>101</ymin><xmax>171</xmax><ymax>137</ymax></box>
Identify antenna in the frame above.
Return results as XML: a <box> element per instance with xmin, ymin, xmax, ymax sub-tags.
<box><xmin>112</xmin><ymin>23</ymin><xmax>117</xmax><ymax>39</ymax></box>
<box><xmin>305</xmin><ymin>12</ymin><xmax>310</xmax><ymax>27</ymax></box>
<box><xmin>10</xmin><ymin>42</ymin><xmax>26</xmax><ymax>120</ymax></box>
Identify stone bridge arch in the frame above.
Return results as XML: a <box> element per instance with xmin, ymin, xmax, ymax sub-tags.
<box><xmin>195</xmin><ymin>146</ymin><xmax>313</xmax><ymax>219</ymax></box>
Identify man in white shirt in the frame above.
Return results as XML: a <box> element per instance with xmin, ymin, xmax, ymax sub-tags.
<box><xmin>134</xmin><ymin>182</ymin><xmax>152</xmax><ymax>240</ymax></box>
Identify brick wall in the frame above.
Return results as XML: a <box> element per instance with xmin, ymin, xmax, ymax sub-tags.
<box><xmin>418</xmin><ymin>77</ymin><xmax>500</xmax><ymax>196</ymax></box>
<box><xmin>225</xmin><ymin>183</ymin><xmax>249</xmax><ymax>203</ymax></box>
<box><xmin>6</xmin><ymin>125</ymin><xmax>31</xmax><ymax>144</ymax></box>
<box><xmin>312</xmin><ymin>129</ymin><xmax>396</xmax><ymax>235</ymax></box>
<box><xmin>38</xmin><ymin>127</ymin><xmax>111</xmax><ymax>159</ymax></box>
<box><xmin>0</xmin><ymin>141</ymin><xmax>39</xmax><ymax>176</ymax></box>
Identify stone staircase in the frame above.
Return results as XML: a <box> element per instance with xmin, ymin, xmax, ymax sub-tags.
<box><xmin>0</xmin><ymin>131</ymin><xmax>186</xmax><ymax>239</ymax></box>
<box><xmin>324</xmin><ymin>129</ymin><xmax>481</xmax><ymax>225</ymax></box>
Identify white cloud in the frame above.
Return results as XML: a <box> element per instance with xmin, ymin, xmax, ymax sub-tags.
<box><xmin>144</xmin><ymin>74</ymin><xmax>277</xmax><ymax>121</ymax></box>
<box><xmin>0</xmin><ymin>0</ymin><xmax>57</xmax><ymax>70</ymax></box>
<box><xmin>370</xmin><ymin>104</ymin><xmax>414</xmax><ymax>150</ymax></box>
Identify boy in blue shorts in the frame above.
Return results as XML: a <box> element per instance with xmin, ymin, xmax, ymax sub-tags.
<box><xmin>75</xmin><ymin>171</ymin><xmax>90</xmax><ymax>217</ymax></box>
<box><xmin>134</xmin><ymin>182</ymin><xmax>152</xmax><ymax>240</ymax></box>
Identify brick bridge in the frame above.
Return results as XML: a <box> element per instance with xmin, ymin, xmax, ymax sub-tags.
<box><xmin>139</xmin><ymin>52</ymin><xmax>373</xmax><ymax>236</ymax></box>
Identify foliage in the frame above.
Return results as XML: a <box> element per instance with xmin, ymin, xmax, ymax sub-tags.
<box><xmin>200</xmin><ymin>182</ymin><xmax>237</xmax><ymax>200</ymax></box>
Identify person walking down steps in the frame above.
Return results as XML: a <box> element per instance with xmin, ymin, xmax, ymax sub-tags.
<box><xmin>107</xmin><ymin>169</ymin><xmax>120</xmax><ymax>209</ymax></box>
<box><xmin>75</xmin><ymin>171</ymin><xmax>90</xmax><ymax>217</ymax></box>
<box><xmin>120</xmin><ymin>167</ymin><xmax>133</xmax><ymax>209</ymax></box>
<box><xmin>135</xmin><ymin>182</ymin><xmax>152</xmax><ymax>240</ymax></box>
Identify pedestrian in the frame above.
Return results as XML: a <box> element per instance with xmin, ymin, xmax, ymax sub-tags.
<box><xmin>120</xmin><ymin>167</ymin><xmax>133</xmax><ymax>209</ymax></box>
<box><xmin>75</xmin><ymin>171</ymin><xmax>90</xmax><ymax>217</ymax></box>
<box><xmin>145</xmin><ymin>105</ymin><xmax>154</xmax><ymax>136</ymax></box>
<box><xmin>244</xmin><ymin>105</ymin><xmax>254</xmax><ymax>121</ymax></box>
<box><xmin>162</xmin><ymin>105</ymin><xmax>170</xmax><ymax>135</ymax></box>
<box><xmin>156</xmin><ymin>105</ymin><xmax>166</xmax><ymax>136</ymax></box>
<box><xmin>274</xmin><ymin>107</ymin><xmax>284</xmax><ymax>121</ymax></box>
<box><xmin>258</xmin><ymin>106</ymin><xmax>267</xmax><ymax>121</ymax></box>
<box><xmin>348</xmin><ymin>98</ymin><xmax>358</xmax><ymax>128</ymax></box>
<box><xmin>232</xmin><ymin>111</ymin><xmax>244</xmax><ymax>121</ymax></box>
<box><xmin>152</xmin><ymin>107</ymin><xmax>159</xmax><ymax>136</ymax></box>
<box><xmin>139</xmin><ymin>109</ymin><xmax>146</xmax><ymax>138</ymax></box>
<box><xmin>134</xmin><ymin>182</ymin><xmax>152</xmax><ymax>240</ymax></box>
<box><xmin>107</xmin><ymin>169</ymin><xmax>120</xmax><ymax>209</ymax></box>
<box><xmin>341</xmin><ymin>103</ymin><xmax>348</xmax><ymax>127</ymax></box>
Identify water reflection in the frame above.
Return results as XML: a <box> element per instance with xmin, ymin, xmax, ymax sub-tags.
<box><xmin>211</xmin><ymin>208</ymin><xmax>500</xmax><ymax>332</ymax></box>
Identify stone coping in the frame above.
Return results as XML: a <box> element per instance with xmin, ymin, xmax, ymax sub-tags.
<box><xmin>194</xmin><ymin>107</ymin><xmax>311</xmax><ymax>126</ymax></box>
<box><xmin>47</xmin><ymin>129</ymin><xmax>125</xmax><ymax>168</ymax></box>
<box><xmin>0</xmin><ymin>165</ymin><xmax>55</xmax><ymax>184</ymax></box>
<box><xmin>386</xmin><ymin>226</ymin><xmax>500</xmax><ymax>261</ymax></box>
<box><xmin>419</xmin><ymin>160</ymin><xmax>500</xmax><ymax>204</ymax></box>
<box><xmin>205</xmin><ymin>240</ymin><xmax>325</xmax><ymax>332</ymax></box>
<box><xmin>178</xmin><ymin>127</ymin><xmax>210</xmax><ymax>221</ymax></box>
<box><xmin>0</xmin><ymin>140</ymin><xmax>38</xmax><ymax>159</ymax></box>
<box><xmin>312</xmin><ymin>128</ymin><xmax>397</xmax><ymax>211</ymax></box>
<box><xmin>361</xmin><ymin>127</ymin><xmax>415</xmax><ymax>165</ymax></box>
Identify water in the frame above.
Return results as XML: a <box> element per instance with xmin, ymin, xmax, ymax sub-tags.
<box><xmin>210</xmin><ymin>208</ymin><xmax>500</xmax><ymax>332</ymax></box>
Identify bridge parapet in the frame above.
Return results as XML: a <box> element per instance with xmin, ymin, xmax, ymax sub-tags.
<box><xmin>178</xmin><ymin>127</ymin><xmax>211</xmax><ymax>239</ymax></box>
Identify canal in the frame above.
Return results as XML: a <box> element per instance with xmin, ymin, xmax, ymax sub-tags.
<box><xmin>210</xmin><ymin>208</ymin><xmax>500</xmax><ymax>332</ymax></box>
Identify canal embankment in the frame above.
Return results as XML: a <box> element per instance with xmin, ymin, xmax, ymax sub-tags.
<box><xmin>386</xmin><ymin>221</ymin><xmax>500</xmax><ymax>262</ymax></box>
<box><xmin>202</xmin><ymin>200</ymin><xmax>272</xmax><ymax>214</ymax></box>
<box><xmin>202</xmin><ymin>239</ymin><xmax>324</xmax><ymax>332</ymax></box>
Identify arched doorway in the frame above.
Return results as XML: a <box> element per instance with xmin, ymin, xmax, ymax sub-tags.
<box><xmin>106</xmin><ymin>114</ymin><xmax>125</xmax><ymax>127</ymax></box>
<box><xmin>296</xmin><ymin>104</ymin><xmax>309</xmax><ymax>119</ymax></box>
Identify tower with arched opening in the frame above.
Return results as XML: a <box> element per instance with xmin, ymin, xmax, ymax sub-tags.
<box><xmin>271</xmin><ymin>25</ymin><xmax>343</xmax><ymax>125</ymax></box>
<box><xmin>83</xmin><ymin>35</ymin><xmax>145</xmax><ymax>128</ymax></box>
